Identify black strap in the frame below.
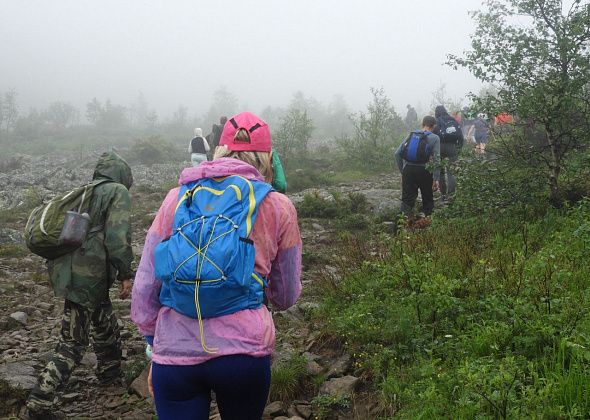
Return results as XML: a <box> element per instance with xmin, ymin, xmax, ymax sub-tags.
<box><xmin>249</xmin><ymin>123</ymin><xmax>262</xmax><ymax>133</ymax></box>
<box><xmin>229</xmin><ymin>118</ymin><xmax>239</xmax><ymax>129</ymax></box>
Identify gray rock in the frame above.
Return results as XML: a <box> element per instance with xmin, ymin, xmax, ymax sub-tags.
<box><xmin>62</xmin><ymin>392</ymin><xmax>81</xmax><ymax>402</ymax></box>
<box><xmin>263</xmin><ymin>400</ymin><xmax>285</xmax><ymax>417</ymax></box>
<box><xmin>320</xmin><ymin>375</ymin><xmax>359</xmax><ymax>397</ymax></box>
<box><xmin>0</xmin><ymin>360</ymin><xmax>38</xmax><ymax>391</ymax></box>
<box><xmin>305</xmin><ymin>360</ymin><xmax>323</xmax><ymax>376</ymax></box>
<box><xmin>287</xmin><ymin>406</ymin><xmax>300</xmax><ymax>417</ymax></box>
<box><xmin>326</xmin><ymin>354</ymin><xmax>351</xmax><ymax>378</ymax></box>
<box><xmin>37</xmin><ymin>302</ymin><xmax>53</xmax><ymax>312</ymax></box>
<box><xmin>129</xmin><ymin>364</ymin><xmax>151</xmax><ymax>399</ymax></box>
<box><xmin>295</xmin><ymin>404</ymin><xmax>312</xmax><ymax>419</ymax></box>
<box><xmin>0</xmin><ymin>228</ymin><xmax>24</xmax><ymax>245</ymax></box>
<box><xmin>311</xmin><ymin>223</ymin><xmax>325</xmax><ymax>232</ymax></box>
<box><xmin>81</xmin><ymin>352</ymin><xmax>97</xmax><ymax>367</ymax></box>
<box><xmin>9</xmin><ymin>311</ymin><xmax>28</xmax><ymax>325</ymax></box>
<box><xmin>299</xmin><ymin>302</ymin><xmax>320</xmax><ymax>313</ymax></box>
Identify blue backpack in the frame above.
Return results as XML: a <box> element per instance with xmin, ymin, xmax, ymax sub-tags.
<box><xmin>154</xmin><ymin>175</ymin><xmax>272</xmax><ymax>352</ymax></box>
<box><xmin>401</xmin><ymin>131</ymin><xmax>431</xmax><ymax>164</ymax></box>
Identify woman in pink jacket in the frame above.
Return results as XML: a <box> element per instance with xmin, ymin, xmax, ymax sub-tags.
<box><xmin>131</xmin><ymin>112</ymin><xmax>302</xmax><ymax>420</ymax></box>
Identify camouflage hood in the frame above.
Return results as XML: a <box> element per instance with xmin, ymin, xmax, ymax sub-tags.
<box><xmin>92</xmin><ymin>151</ymin><xmax>133</xmax><ymax>189</ymax></box>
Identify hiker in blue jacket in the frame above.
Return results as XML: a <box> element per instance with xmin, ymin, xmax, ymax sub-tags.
<box><xmin>395</xmin><ymin>115</ymin><xmax>441</xmax><ymax>218</ymax></box>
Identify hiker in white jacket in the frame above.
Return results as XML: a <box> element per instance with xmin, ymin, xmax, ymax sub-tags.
<box><xmin>188</xmin><ymin>128</ymin><xmax>210</xmax><ymax>166</ymax></box>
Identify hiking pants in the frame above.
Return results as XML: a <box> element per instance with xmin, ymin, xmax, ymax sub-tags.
<box><xmin>152</xmin><ymin>355</ymin><xmax>272</xmax><ymax>420</ymax></box>
<box><xmin>401</xmin><ymin>164</ymin><xmax>434</xmax><ymax>216</ymax></box>
<box><xmin>27</xmin><ymin>299</ymin><xmax>122</xmax><ymax>411</ymax></box>
<box><xmin>191</xmin><ymin>153</ymin><xmax>207</xmax><ymax>167</ymax></box>
<box><xmin>440</xmin><ymin>142</ymin><xmax>458</xmax><ymax>198</ymax></box>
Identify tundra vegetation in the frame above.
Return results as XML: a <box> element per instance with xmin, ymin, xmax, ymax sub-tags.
<box><xmin>1</xmin><ymin>0</ymin><xmax>590</xmax><ymax>418</ymax></box>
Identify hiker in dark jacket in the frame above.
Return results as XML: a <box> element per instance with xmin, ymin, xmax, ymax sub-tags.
<box><xmin>206</xmin><ymin>116</ymin><xmax>228</xmax><ymax>159</ymax></box>
<box><xmin>434</xmin><ymin>105</ymin><xmax>464</xmax><ymax>201</ymax></box>
<box><xmin>26</xmin><ymin>151</ymin><xmax>135</xmax><ymax>419</ymax></box>
<box><xmin>395</xmin><ymin>115</ymin><xmax>441</xmax><ymax>218</ymax></box>
<box><xmin>404</xmin><ymin>104</ymin><xmax>418</xmax><ymax>130</ymax></box>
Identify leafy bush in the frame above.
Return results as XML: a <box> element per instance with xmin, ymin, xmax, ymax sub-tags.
<box><xmin>335</xmin><ymin>87</ymin><xmax>405</xmax><ymax>171</ymax></box>
<box><xmin>297</xmin><ymin>191</ymin><xmax>369</xmax><ymax>220</ymax></box>
<box><xmin>129</xmin><ymin>135</ymin><xmax>181</xmax><ymax>165</ymax></box>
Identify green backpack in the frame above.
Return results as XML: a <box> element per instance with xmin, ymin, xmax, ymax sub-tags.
<box><xmin>24</xmin><ymin>179</ymin><xmax>110</xmax><ymax>260</ymax></box>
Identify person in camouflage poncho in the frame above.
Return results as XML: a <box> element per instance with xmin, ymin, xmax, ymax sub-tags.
<box><xmin>26</xmin><ymin>152</ymin><xmax>135</xmax><ymax>419</ymax></box>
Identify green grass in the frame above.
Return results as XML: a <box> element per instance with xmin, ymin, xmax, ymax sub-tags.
<box><xmin>311</xmin><ymin>199</ymin><xmax>590</xmax><ymax>418</ymax></box>
<box><xmin>269</xmin><ymin>354</ymin><xmax>309</xmax><ymax>402</ymax></box>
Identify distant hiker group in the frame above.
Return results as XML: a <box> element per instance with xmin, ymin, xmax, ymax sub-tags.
<box><xmin>396</xmin><ymin>104</ymin><xmax>478</xmax><ymax>222</ymax></box>
<box><xmin>397</xmin><ymin>103</ymin><xmax>505</xmax><ymax>221</ymax></box>
<box><xmin>22</xmin><ymin>112</ymin><xmax>302</xmax><ymax>420</ymax></box>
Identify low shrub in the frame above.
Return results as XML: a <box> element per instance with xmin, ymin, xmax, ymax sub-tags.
<box><xmin>297</xmin><ymin>191</ymin><xmax>369</xmax><ymax>220</ymax></box>
<box><xmin>129</xmin><ymin>135</ymin><xmax>182</xmax><ymax>166</ymax></box>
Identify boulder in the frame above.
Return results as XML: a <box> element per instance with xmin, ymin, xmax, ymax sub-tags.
<box><xmin>9</xmin><ymin>311</ymin><xmax>28</xmax><ymax>325</ymax></box>
<box><xmin>81</xmin><ymin>352</ymin><xmax>97</xmax><ymax>367</ymax></box>
<box><xmin>320</xmin><ymin>375</ymin><xmax>359</xmax><ymax>397</ymax></box>
<box><xmin>326</xmin><ymin>354</ymin><xmax>351</xmax><ymax>378</ymax></box>
<box><xmin>295</xmin><ymin>403</ymin><xmax>312</xmax><ymax>419</ymax></box>
<box><xmin>129</xmin><ymin>364</ymin><xmax>151</xmax><ymax>399</ymax></box>
<box><xmin>0</xmin><ymin>360</ymin><xmax>38</xmax><ymax>391</ymax></box>
<box><xmin>263</xmin><ymin>400</ymin><xmax>285</xmax><ymax>417</ymax></box>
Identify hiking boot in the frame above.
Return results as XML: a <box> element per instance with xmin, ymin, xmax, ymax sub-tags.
<box><xmin>97</xmin><ymin>365</ymin><xmax>124</xmax><ymax>386</ymax></box>
<box><xmin>20</xmin><ymin>406</ymin><xmax>65</xmax><ymax>420</ymax></box>
<box><xmin>97</xmin><ymin>373</ymin><xmax>125</xmax><ymax>387</ymax></box>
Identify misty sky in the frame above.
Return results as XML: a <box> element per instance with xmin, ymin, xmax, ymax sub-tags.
<box><xmin>1</xmin><ymin>0</ymin><xmax>485</xmax><ymax>118</ymax></box>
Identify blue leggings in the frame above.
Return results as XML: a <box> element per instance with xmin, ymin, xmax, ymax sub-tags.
<box><xmin>152</xmin><ymin>355</ymin><xmax>271</xmax><ymax>420</ymax></box>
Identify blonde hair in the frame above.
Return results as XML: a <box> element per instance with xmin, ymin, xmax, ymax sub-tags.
<box><xmin>213</xmin><ymin>129</ymin><xmax>273</xmax><ymax>183</ymax></box>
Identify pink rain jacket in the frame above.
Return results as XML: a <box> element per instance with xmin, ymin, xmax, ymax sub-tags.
<box><xmin>131</xmin><ymin>158</ymin><xmax>302</xmax><ymax>365</ymax></box>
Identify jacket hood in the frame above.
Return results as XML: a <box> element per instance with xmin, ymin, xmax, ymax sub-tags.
<box><xmin>435</xmin><ymin>105</ymin><xmax>449</xmax><ymax>118</ymax></box>
<box><xmin>92</xmin><ymin>151</ymin><xmax>133</xmax><ymax>189</ymax></box>
<box><xmin>178</xmin><ymin>157</ymin><xmax>265</xmax><ymax>185</ymax></box>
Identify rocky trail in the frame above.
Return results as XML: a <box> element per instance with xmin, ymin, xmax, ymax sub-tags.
<box><xmin>0</xmin><ymin>152</ymin><xmax>403</xmax><ymax>420</ymax></box>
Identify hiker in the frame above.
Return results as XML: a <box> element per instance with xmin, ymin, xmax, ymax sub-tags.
<box><xmin>188</xmin><ymin>127</ymin><xmax>210</xmax><ymax>166</ymax></box>
<box><xmin>206</xmin><ymin>116</ymin><xmax>227</xmax><ymax>159</ymax></box>
<box><xmin>25</xmin><ymin>151</ymin><xmax>134</xmax><ymax>419</ymax></box>
<box><xmin>468</xmin><ymin>113</ymin><xmax>490</xmax><ymax>154</ymax></box>
<box><xmin>404</xmin><ymin>104</ymin><xmax>418</xmax><ymax>130</ymax></box>
<box><xmin>271</xmin><ymin>149</ymin><xmax>287</xmax><ymax>193</ymax></box>
<box><xmin>434</xmin><ymin>105</ymin><xmax>464</xmax><ymax>200</ymax></box>
<box><xmin>461</xmin><ymin>106</ymin><xmax>475</xmax><ymax>146</ymax></box>
<box><xmin>395</xmin><ymin>115</ymin><xmax>441</xmax><ymax>218</ymax></box>
<box><xmin>131</xmin><ymin>112</ymin><xmax>302</xmax><ymax>420</ymax></box>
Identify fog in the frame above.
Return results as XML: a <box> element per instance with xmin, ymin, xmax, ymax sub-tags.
<box><xmin>1</xmin><ymin>0</ymin><xmax>484</xmax><ymax>118</ymax></box>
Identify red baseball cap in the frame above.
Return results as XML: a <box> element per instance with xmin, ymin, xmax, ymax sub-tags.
<box><xmin>219</xmin><ymin>112</ymin><xmax>272</xmax><ymax>152</ymax></box>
